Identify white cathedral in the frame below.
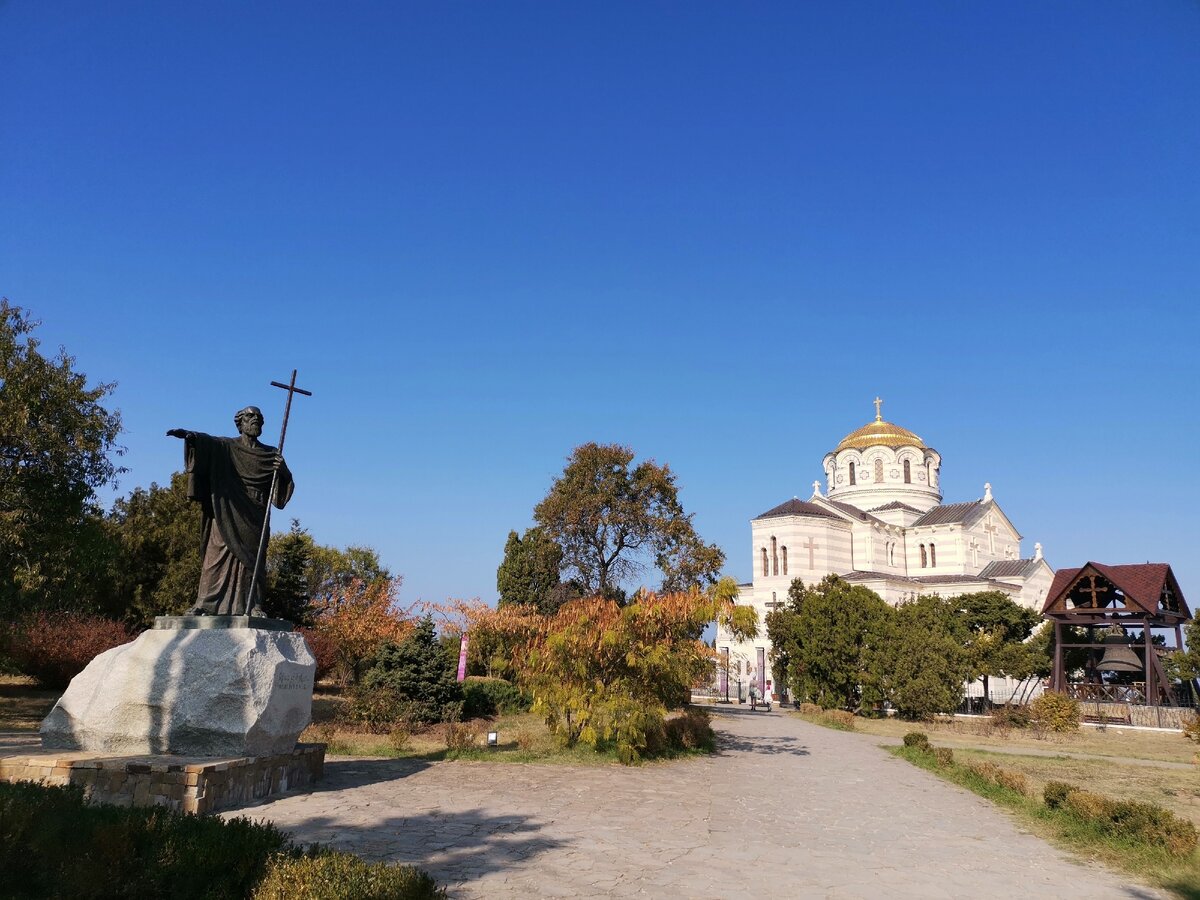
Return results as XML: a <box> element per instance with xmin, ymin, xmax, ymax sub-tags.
<box><xmin>715</xmin><ymin>399</ymin><xmax>1054</xmax><ymax>700</ymax></box>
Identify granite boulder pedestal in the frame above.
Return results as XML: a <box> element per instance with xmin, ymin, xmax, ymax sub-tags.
<box><xmin>41</xmin><ymin>616</ymin><xmax>316</xmax><ymax>756</ymax></box>
<box><xmin>7</xmin><ymin>616</ymin><xmax>326</xmax><ymax>813</ymax></box>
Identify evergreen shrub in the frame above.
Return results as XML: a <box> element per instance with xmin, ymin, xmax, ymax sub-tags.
<box><xmin>0</xmin><ymin>781</ymin><xmax>288</xmax><ymax>898</ymax></box>
<box><xmin>350</xmin><ymin>617</ymin><xmax>463</xmax><ymax>727</ymax></box>
<box><xmin>1028</xmin><ymin>691</ymin><xmax>1081</xmax><ymax>733</ymax></box>
<box><xmin>902</xmin><ymin>731</ymin><xmax>930</xmax><ymax>749</ymax></box>
<box><xmin>4</xmin><ymin>612</ymin><xmax>132</xmax><ymax>690</ymax></box>
<box><xmin>461</xmin><ymin>676</ymin><xmax>528</xmax><ymax>720</ymax></box>
<box><xmin>253</xmin><ymin>852</ymin><xmax>445</xmax><ymax>900</ymax></box>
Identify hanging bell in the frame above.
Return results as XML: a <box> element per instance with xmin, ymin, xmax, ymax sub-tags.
<box><xmin>1096</xmin><ymin>632</ymin><xmax>1142</xmax><ymax>673</ymax></box>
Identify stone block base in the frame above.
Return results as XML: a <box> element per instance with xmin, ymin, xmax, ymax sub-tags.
<box><xmin>0</xmin><ymin>743</ymin><xmax>324</xmax><ymax>814</ymax></box>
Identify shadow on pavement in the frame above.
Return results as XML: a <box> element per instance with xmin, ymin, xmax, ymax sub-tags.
<box><xmin>715</xmin><ymin>732</ymin><xmax>810</xmax><ymax>756</ymax></box>
<box><xmin>257</xmin><ymin>802</ymin><xmax>567</xmax><ymax>884</ymax></box>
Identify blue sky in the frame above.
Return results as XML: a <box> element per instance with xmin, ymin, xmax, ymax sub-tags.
<box><xmin>3</xmin><ymin>2</ymin><xmax>1198</xmax><ymax>608</ymax></box>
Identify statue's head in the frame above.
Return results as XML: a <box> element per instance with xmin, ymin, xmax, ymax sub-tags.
<box><xmin>234</xmin><ymin>406</ymin><xmax>264</xmax><ymax>438</ymax></box>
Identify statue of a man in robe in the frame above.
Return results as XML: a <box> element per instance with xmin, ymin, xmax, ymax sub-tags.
<box><xmin>167</xmin><ymin>406</ymin><xmax>294</xmax><ymax>616</ymax></box>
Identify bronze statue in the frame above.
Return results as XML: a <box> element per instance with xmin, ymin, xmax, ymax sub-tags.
<box><xmin>168</xmin><ymin>406</ymin><xmax>294</xmax><ymax>616</ymax></box>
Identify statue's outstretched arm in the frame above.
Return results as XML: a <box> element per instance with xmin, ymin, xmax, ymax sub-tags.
<box><xmin>166</xmin><ymin>429</ymin><xmax>192</xmax><ymax>439</ymax></box>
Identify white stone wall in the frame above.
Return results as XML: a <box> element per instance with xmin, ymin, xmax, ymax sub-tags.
<box><xmin>823</xmin><ymin>445</ymin><xmax>942</xmax><ymax>512</ymax></box>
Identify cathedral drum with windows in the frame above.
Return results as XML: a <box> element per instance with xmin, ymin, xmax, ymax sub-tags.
<box><xmin>715</xmin><ymin>400</ymin><xmax>1054</xmax><ymax>703</ymax></box>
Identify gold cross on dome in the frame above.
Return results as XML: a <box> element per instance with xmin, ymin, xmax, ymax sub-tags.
<box><xmin>874</xmin><ymin>396</ymin><xmax>883</xmax><ymax>421</ymax></box>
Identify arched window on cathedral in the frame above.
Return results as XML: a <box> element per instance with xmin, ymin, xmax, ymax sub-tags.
<box><xmin>929</xmin><ymin>542</ymin><xmax>936</xmax><ymax>567</ymax></box>
<box><xmin>888</xmin><ymin>542</ymin><xmax>895</xmax><ymax>566</ymax></box>
<box><xmin>903</xmin><ymin>459</ymin><xmax>911</xmax><ymax>483</ymax></box>
<box><xmin>761</xmin><ymin>547</ymin><xmax>768</xmax><ymax>576</ymax></box>
<box><xmin>781</xmin><ymin>546</ymin><xmax>788</xmax><ymax>576</ymax></box>
<box><xmin>771</xmin><ymin>536</ymin><xmax>778</xmax><ymax>576</ymax></box>
<box><xmin>848</xmin><ymin>461</ymin><xmax>856</xmax><ymax>485</ymax></box>
<box><xmin>920</xmin><ymin>543</ymin><xmax>927</xmax><ymax>568</ymax></box>
<box><xmin>926</xmin><ymin>460</ymin><xmax>933</xmax><ymax>485</ymax></box>
<box><xmin>874</xmin><ymin>458</ymin><xmax>884</xmax><ymax>482</ymax></box>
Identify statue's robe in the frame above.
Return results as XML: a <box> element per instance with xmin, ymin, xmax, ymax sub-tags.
<box><xmin>183</xmin><ymin>433</ymin><xmax>294</xmax><ymax>615</ymax></box>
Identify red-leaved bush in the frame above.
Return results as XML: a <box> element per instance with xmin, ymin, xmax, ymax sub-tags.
<box><xmin>298</xmin><ymin>626</ymin><xmax>338</xmax><ymax>683</ymax></box>
<box><xmin>5</xmin><ymin>612</ymin><xmax>133</xmax><ymax>690</ymax></box>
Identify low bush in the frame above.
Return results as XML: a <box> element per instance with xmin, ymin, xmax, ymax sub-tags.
<box><xmin>964</xmin><ymin>760</ymin><xmax>1026</xmax><ymax>795</ymax></box>
<box><xmin>0</xmin><ymin>780</ymin><xmax>446</xmax><ymax>898</ymax></box>
<box><xmin>443</xmin><ymin>713</ymin><xmax>478</xmax><ymax>751</ymax></box>
<box><xmin>994</xmin><ymin>768</ymin><xmax>1028</xmax><ymax>795</ymax></box>
<box><xmin>298</xmin><ymin>627</ymin><xmax>339</xmax><ymax>683</ymax></box>
<box><xmin>1043</xmin><ymin>781</ymin><xmax>1074</xmax><ymax>809</ymax></box>
<box><xmin>799</xmin><ymin>702</ymin><xmax>822</xmax><ymax>716</ymax></box>
<box><xmin>932</xmin><ymin>747</ymin><xmax>954</xmax><ymax>768</ymax></box>
<box><xmin>515</xmin><ymin>725</ymin><xmax>537</xmax><ymax>750</ymax></box>
<box><xmin>990</xmin><ymin>704</ymin><xmax>1031</xmax><ymax>729</ymax></box>
<box><xmin>1028</xmin><ymin>691</ymin><xmax>1080</xmax><ymax>733</ymax></box>
<box><xmin>253</xmin><ymin>851</ymin><xmax>445</xmax><ymax>899</ymax></box>
<box><xmin>663</xmin><ymin>707</ymin><xmax>715</xmax><ymax>752</ymax></box>
<box><xmin>0</xmin><ymin>781</ymin><xmax>288</xmax><ymax>898</ymax></box>
<box><xmin>903</xmin><ymin>731</ymin><xmax>931</xmax><ymax>749</ymax></box>
<box><xmin>1058</xmin><ymin>787</ymin><xmax>1198</xmax><ymax>856</ymax></box>
<box><xmin>388</xmin><ymin>720</ymin><xmax>413</xmax><ymax>753</ymax></box>
<box><xmin>822</xmin><ymin>710</ymin><xmax>857</xmax><ymax>731</ymax></box>
<box><xmin>4</xmin><ymin>611</ymin><xmax>133</xmax><ymax>690</ymax></box>
<box><xmin>1182</xmin><ymin>714</ymin><xmax>1200</xmax><ymax>745</ymax></box>
<box><xmin>461</xmin><ymin>676</ymin><xmax>528</xmax><ymax>720</ymax></box>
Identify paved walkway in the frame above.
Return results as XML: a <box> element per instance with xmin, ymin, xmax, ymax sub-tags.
<box><xmin>232</xmin><ymin>708</ymin><xmax>1163</xmax><ymax>899</ymax></box>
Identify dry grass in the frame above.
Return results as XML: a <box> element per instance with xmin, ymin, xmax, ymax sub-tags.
<box><xmin>300</xmin><ymin>710</ymin><xmax>635</xmax><ymax>766</ymax></box>
<box><xmin>842</xmin><ymin>713</ymin><xmax>1194</xmax><ymax>765</ymax></box>
<box><xmin>952</xmin><ymin>747</ymin><xmax>1200</xmax><ymax>830</ymax></box>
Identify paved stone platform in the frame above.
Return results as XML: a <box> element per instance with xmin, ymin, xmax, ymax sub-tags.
<box><xmin>231</xmin><ymin>707</ymin><xmax>1164</xmax><ymax>899</ymax></box>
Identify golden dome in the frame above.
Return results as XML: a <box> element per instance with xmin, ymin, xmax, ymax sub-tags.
<box><xmin>834</xmin><ymin>398</ymin><xmax>926</xmax><ymax>451</ymax></box>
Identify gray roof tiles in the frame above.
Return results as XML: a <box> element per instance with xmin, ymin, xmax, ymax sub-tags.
<box><xmin>753</xmin><ymin>498</ymin><xmax>841</xmax><ymax>521</ymax></box>
<box><xmin>911</xmin><ymin>500</ymin><xmax>985</xmax><ymax>527</ymax></box>
<box><xmin>978</xmin><ymin>559</ymin><xmax>1040</xmax><ymax>579</ymax></box>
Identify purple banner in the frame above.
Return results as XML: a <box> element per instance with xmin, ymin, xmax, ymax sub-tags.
<box><xmin>457</xmin><ymin>632</ymin><xmax>469</xmax><ymax>682</ymax></box>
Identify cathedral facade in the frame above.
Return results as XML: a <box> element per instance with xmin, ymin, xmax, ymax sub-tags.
<box><xmin>716</xmin><ymin>401</ymin><xmax>1054</xmax><ymax>700</ymax></box>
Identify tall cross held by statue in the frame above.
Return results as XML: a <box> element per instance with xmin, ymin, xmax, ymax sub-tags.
<box><xmin>246</xmin><ymin>370</ymin><xmax>314</xmax><ymax>615</ymax></box>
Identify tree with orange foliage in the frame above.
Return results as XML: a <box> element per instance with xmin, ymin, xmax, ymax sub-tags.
<box><xmin>457</xmin><ymin>590</ymin><xmax>724</xmax><ymax>763</ymax></box>
<box><xmin>303</xmin><ymin>577</ymin><xmax>414</xmax><ymax>684</ymax></box>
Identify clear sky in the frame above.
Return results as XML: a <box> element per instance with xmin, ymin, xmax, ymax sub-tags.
<box><xmin>3</xmin><ymin>2</ymin><xmax>1198</xmax><ymax>607</ymax></box>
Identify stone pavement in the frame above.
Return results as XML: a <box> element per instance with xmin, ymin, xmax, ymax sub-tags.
<box><xmin>231</xmin><ymin>707</ymin><xmax>1164</xmax><ymax>899</ymax></box>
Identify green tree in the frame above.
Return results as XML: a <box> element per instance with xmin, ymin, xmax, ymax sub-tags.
<box><xmin>533</xmin><ymin>442</ymin><xmax>723</xmax><ymax>601</ymax></box>
<box><xmin>353</xmin><ymin>616</ymin><xmax>463</xmax><ymax>724</ymax></box>
<box><xmin>104</xmin><ymin>472</ymin><xmax>201</xmax><ymax>626</ymax></box>
<box><xmin>1165</xmin><ymin>616</ymin><xmax>1200</xmax><ymax>702</ymax></box>
<box><xmin>956</xmin><ymin>591</ymin><xmax>1042</xmax><ymax>708</ymax></box>
<box><xmin>496</xmin><ymin>526</ymin><xmax>568</xmax><ymax>614</ymax></box>
<box><xmin>0</xmin><ymin>301</ymin><xmax>124</xmax><ymax>618</ymax></box>
<box><xmin>872</xmin><ymin>594</ymin><xmax>970</xmax><ymax>719</ymax></box>
<box><xmin>307</xmin><ymin>543</ymin><xmax>390</xmax><ymax>610</ymax></box>
<box><xmin>266</xmin><ymin>519</ymin><xmax>316</xmax><ymax>625</ymax></box>
<box><xmin>775</xmin><ymin>575</ymin><xmax>892</xmax><ymax>711</ymax></box>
